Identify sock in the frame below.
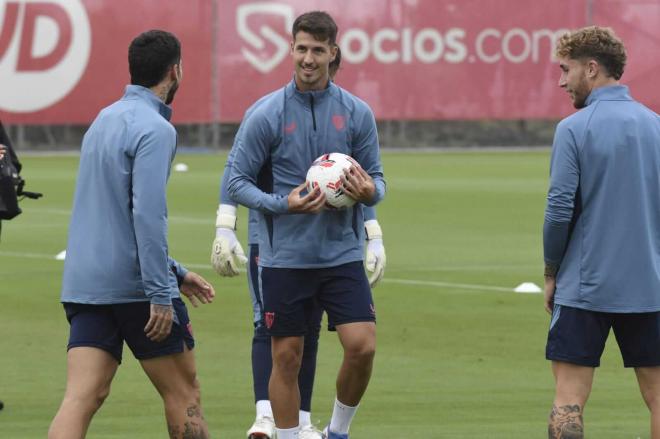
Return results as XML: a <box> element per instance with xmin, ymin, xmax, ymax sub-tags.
<box><xmin>276</xmin><ymin>425</ymin><xmax>300</xmax><ymax>439</ymax></box>
<box><xmin>299</xmin><ymin>410</ymin><xmax>311</xmax><ymax>427</ymax></box>
<box><xmin>299</xmin><ymin>326</ymin><xmax>319</xmax><ymax>412</ymax></box>
<box><xmin>252</xmin><ymin>326</ymin><xmax>272</xmax><ymax>402</ymax></box>
<box><xmin>256</xmin><ymin>400</ymin><xmax>273</xmax><ymax>419</ymax></box>
<box><xmin>329</xmin><ymin>398</ymin><xmax>358</xmax><ymax>434</ymax></box>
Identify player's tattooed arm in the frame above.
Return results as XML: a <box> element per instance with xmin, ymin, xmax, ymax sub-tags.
<box><xmin>144</xmin><ymin>303</ymin><xmax>174</xmax><ymax>342</ymax></box>
<box><xmin>544</xmin><ymin>263</ymin><xmax>559</xmax><ymax>278</ymax></box>
<box><xmin>548</xmin><ymin>404</ymin><xmax>583</xmax><ymax>439</ymax></box>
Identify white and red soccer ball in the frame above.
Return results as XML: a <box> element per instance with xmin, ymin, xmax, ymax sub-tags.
<box><xmin>306</xmin><ymin>152</ymin><xmax>359</xmax><ymax>209</ymax></box>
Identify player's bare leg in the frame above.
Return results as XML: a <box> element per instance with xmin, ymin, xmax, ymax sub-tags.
<box><xmin>48</xmin><ymin>347</ymin><xmax>118</xmax><ymax>439</ymax></box>
<box><xmin>335</xmin><ymin>322</ymin><xmax>376</xmax><ymax>405</ymax></box>
<box><xmin>548</xmin><ymin>361</ymin><xmax>594</xmax><ymax>439</ymax></box>
<box><xmin>634</xmin><ymin>366</ymin><xmax>660</xmax><ymax>439</ymax></box>
<box><xmin>269</xmin><ymin>335</ymin><xmax>304</xmax><ymax>428</ymax></box>
<box><xmin>140</xmin><ymin>345</ymin><xmax>209</xmax><ymax>439</ymax></box>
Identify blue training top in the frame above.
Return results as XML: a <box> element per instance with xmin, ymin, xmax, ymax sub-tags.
<box><xmin>227</xmin><ymin>79</ymin><xmax>386</xmax><ymax>268</ymax></box>
<box><xmin>219</xmin><ymin>101</ymin><xmax>378</xmax><ymax>245</ymax></box>
<box><xmin>61</xmin><ymin>85</ymin><xmax>187</xmax><ymax>306</ymax></box>
<box><xmin>544</xmin><ymin>85</ymin><xmax>660</xmax><ymax>312</ymax></box>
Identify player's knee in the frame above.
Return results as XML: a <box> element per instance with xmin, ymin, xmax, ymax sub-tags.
<box><xmin>344</xmin><ymin>341</ymin><xmax>376</xmax><ymax>365</ymax></box>
<box><xmin>272</xmin><ymin>348</ymin><xmax>303</xmax><ymax>375</ymax></box>
<box><xmin>65</xmin><ymin>384</ymin><xmax>110</xmax><ymax>414</ymax></box>
<box><xmin>162</xmin><ymin>367</ymin><xmax>201</xmax><ymax>406</ymax></box>
<box><xmin>640</xmin><ymin>388</ymin><xmax>660</xmax><ymax>411</ymax></box>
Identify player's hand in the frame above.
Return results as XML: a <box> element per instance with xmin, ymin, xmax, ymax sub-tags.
<box><xmin>544</xmin><ymin>276</ymin><xmax>556</xmax><ymax>314</ymax></box>
<box><xmin>341</xmin><ymin>165</ymin><xmax>375</xmax><ymax>204</ymax></box>
<box><xmin>211</xmin><ymin>228</ymin><xmax>248</xmax><ymax>276</ymax></box>
<box><xmin>288</xmin><ymin>182</ymin><xmax>326</xmax><ymax>214</ymax></box>
<box><xmin>144</xmin><ymin>303</ymin><xmax>174</xmax><ymax>342</ymax></box>
<box><xmin>180</xmin><ymin>271</ymin><xmax>215</xmax><ymax>307</ymax></box>
<box><xmin>364</xmin><ymin>220</ymin><xmax>386</xmax><ymax>287</ymax></box>
<box><xmin>0</xmin><ymin>144</ymin><xmax>5</xmax><ymax>161</ymax></box>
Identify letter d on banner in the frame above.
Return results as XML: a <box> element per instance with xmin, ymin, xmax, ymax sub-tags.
<box><xmin>0</xmin><ymin>0</ymin><xmax>90</xmax><ymax>113</ymax></box>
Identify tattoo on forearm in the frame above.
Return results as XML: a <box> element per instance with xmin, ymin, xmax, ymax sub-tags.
<box><xmin>545</xmin><ymin>263</ymin><xmax>559</xmax><ymax>278</ymax></box>
<box><xmin>153</xmin><ymin>304</ymin><xmax>172</xmax><ymax>315</ymax></box>
<box><xmin>548</xmin><ymin>404</ymin><xmax>584</xmax><ymax>439</ymax></box>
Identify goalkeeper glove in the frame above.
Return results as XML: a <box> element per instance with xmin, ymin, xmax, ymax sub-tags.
<box><xmin>211</xmin><ymin>204</ymin><xmax>247</xmax><ymax>277</ymax></box>
<box><xmin>365</xmin><ymin>219</ymin><xmax>386</xmax><ymax>288</ymax></box>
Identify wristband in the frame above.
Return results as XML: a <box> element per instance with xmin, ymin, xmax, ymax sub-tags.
<box><xmin>216</xmin><ymin>204</ymin><xmax>237</xmax><ymax>230</ymax></box>
<box><xmin>364</xmin><ymin>219</ymin><xmax>382</xmax><ymax>240</ymax></box>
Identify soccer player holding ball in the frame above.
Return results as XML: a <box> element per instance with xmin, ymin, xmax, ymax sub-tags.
<box><xmin>211</xmin><ymin>45</ymin><xmax>385</xmax><ymax>439</ymax></box>
<box><xmin>226</xmin><ymin>11</ymin><xmax>385</xmax><ymax>439</ymax></box>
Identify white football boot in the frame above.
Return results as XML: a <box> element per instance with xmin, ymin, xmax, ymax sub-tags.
<box><xmin>247</xmin><ymin>416</ymin><xmax>276</xmax><ymax>439</ymax></box>
<box><xmin>299</xmin><ymin>424</ymin><xmax>324</xmax><ymax>439</ymax></box>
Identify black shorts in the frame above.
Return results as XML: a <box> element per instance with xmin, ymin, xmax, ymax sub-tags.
<box><xmin>260</xmin><ymin>261</ymin><xmax>376</xmax><ymax>337</ymax></box>
<box><xmin>63</xmin><ymin>298</ymin><xmax>194</xmax><ymax>363</ymax></box>
<box><xmin>546</xmin><ymin>304</ymin><xmax>660</xmax><ymax>368</ymax></box>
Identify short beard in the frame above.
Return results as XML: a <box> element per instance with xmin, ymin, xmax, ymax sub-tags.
<box><xmin>572</xmin><ymin>77</ymin><xmax>590</xmax><ymax>109</ymax></box>
<box><xmin>165</xmin><ymin>81</ymin><xmax>179</xmax><ymax>105</ymax></box>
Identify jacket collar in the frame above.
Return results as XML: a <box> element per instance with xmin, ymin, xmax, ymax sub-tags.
<box><xmin>123</xmin><ymin>85</ymin><xmax>173</xmax><ymax>121</ymax></box>
<box><xmin>285</xmin><ymin>77</ymin><xmax>336</xmax><ymax>104</ymax></box>
<box><xmin>585</xmin><ymin>85</ymin><xmax>632</xmax><ymax>107</ymax></box>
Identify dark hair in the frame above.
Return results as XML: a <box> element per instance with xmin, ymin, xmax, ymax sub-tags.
<box><xmin>329</xmin><ymin>46</ymin><xmax>341</xmax><ymax>79</ymax></box>
<box><xmin>128</xmin><ymin>30</ymin><xmax>181</xmax><ymax>88</ymax></box>
<box><xmin>292</xmin><ymin>11</ymin><xmax>337</xmax><ymax>45</ymax></box>
<box><xmin>556</xmin><ymin>26</ymin><xmax>626</xmax><ymax>80</ymax></box>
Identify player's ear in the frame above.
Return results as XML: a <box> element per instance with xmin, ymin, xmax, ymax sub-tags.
<box><xmin>586</xmin><ymin>59</ymin><xmax>599</xmax><ymax>79</ymax></box>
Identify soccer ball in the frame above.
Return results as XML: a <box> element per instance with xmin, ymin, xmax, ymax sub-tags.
<box><xmin>306</xmin><ymin>153</ymin><xmax>358</xmax><ymax>209</ymax></box>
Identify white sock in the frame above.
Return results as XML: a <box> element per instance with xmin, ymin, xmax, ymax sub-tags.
<box><xmin>299</xmin><ymin>410</ymin><xmax>311</xmax><ymax>427</ymax></box>
<box><xmin>256</xmin><ymin>400</ymin><xmax>273</xmax><ymax>419</ymax></box>
<box><xmin>329</xmin><ymin>398</ymin><xmax>358</xmax><ymax>434</ymax></box>
<box><xmin>276</xmin><ymin>425</ymin><xmax>300</xmax><ymax>439</ymax></box>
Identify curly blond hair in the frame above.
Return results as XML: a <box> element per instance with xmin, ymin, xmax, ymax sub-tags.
<box><xmin>555</xmin><ymin>26</ymin><xmax>627</xmax><ymax>80</ymax></box>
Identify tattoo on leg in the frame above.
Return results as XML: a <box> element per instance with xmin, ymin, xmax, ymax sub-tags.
<box><xmin>182</xmin><ymin>421</ymin><xmax>207</xmax><ymax>439</ymax></box>
<box><xmin>548</xmin><ymin>404</ymin><xmax>584</xmax><ymax>439</ymax></box>
<box><xmin>186</xmin><ymin>404</ymin><xmax>201</xmax><ymax>418</ymax></box>
<box><xmin>168</xmin><ymin>424</ymin><xmax>181</xmax><ymax>438</ymax></box>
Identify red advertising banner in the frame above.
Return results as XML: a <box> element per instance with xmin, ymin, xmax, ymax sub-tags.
<box><xmin>0</xmin><ymin>0</ymin><xmax>658</xmax><ymax>124</ymax></box>
<box><xmin>0</xmin><ymin>0</ymin><xmax>213</xmax><ymax>124</ymax></box>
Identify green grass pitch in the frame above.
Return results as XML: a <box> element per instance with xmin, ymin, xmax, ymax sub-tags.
<box><xmin>0</xmin><ymin>151</ymin><xmax>650</xmax><ymax>438</ymax></box>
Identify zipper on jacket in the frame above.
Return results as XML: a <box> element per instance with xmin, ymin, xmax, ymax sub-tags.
<box><xmin>310</xmin><ymin>95</ymin><xmax>317</xmax><ymax>131</ymax></box>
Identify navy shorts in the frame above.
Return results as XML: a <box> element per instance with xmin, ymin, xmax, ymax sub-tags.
<box><xmin>64</xmin><ymin>298</ymin><xmax>195</xmax><ymax>363</ymax></box>
<box><xmin>546</xmin><ymin>304</ymin><xmax>660</xmax><ymax>368</ymax></box>
<box><xmin>260</xmin><ymin>261</ymin><xmax>375</xmax><ymax>337</ymax></box>
<box><xmin>249</xmin><ymin>244</ymin><xmax>323</xmax><ymax>335</ymax></box>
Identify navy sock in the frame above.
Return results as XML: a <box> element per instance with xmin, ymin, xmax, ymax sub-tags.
<box><xmin>252</xmin><ymin>325</ymin><xmax>272</xmax><ymax>402</ymax></box>
<box><xmin>299</xmin><ymin>327</ymin><xmax>320</xmax><ymax>412</ymax></box>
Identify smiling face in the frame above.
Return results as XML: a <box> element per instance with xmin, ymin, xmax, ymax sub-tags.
<box><xmin>557</xmin><ymin>56</ymin><xmax>595</xmax><ymax>109</ymax></box>
<box><xmin>291</xmin><ymin>31</ymin><xmax>337</xmax><ymax>92</ymax></box>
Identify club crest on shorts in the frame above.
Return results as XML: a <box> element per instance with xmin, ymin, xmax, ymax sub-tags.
<box><xmin>265</xmin><ymin>312</ymin><xmax>275</xmax><ymax>329</ymax></box>
<box><xmin>369</xmin><ymin>303</ymin><xmax>376</xmax><ymax>316</ymax></box>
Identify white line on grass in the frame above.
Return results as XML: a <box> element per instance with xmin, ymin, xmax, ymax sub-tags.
<box><xmin>26</xmin><ymin>207</ymin><xmax>212</xmax><ymax>225</ymax></box>
<box><xmin>0</xmin><ymin>251</ymin><xmax>516</xmax><ymax>294</ymax></box>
